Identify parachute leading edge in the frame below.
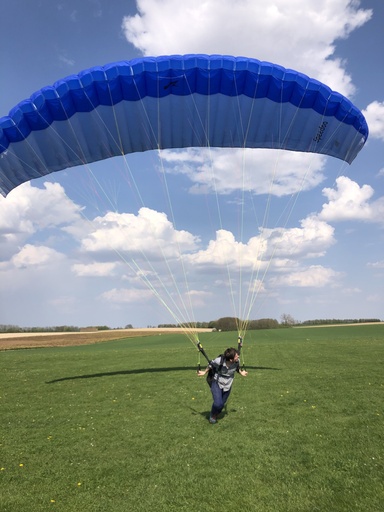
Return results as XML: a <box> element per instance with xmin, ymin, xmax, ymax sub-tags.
<box><xmin>0</xmin><ymin>54</ymin><xmax>368</xmax><ymax>197</ymax></box>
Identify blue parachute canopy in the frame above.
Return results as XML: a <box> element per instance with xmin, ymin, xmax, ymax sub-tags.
<box><xmin>0</xmin><ymin>54</ymin><xmax>368</xmax><ymax>197</ymax></box>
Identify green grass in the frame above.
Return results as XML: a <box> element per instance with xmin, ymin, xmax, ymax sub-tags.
<box><xmin>1</xmin><ymin>326</ymin><xmax>383</xmax><ymax>511</ymax></box>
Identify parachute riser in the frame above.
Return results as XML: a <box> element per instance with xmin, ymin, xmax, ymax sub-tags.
<box><xmin>196</xmin><ymin>341</ymin><xmax>211</xmax><ymax>372</ymax></box>
<box><xmin>237</xmin><ymin>336</ymin><xmax>246</xmax><ymax>371</ymax></box>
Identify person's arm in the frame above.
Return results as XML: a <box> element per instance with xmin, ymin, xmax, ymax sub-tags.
<box><xmin>198</xmin><ymin>359</ymin><xmax>217</xmax><ymax>376</ymax></box>
<box><xmin>236</xmin><ymin>361</ymin><xmax>247</xmax><ymax>377</ymax></box>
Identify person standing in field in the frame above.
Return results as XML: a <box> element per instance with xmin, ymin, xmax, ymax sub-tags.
<box><xmin>197</xmin><ymin>347</ymin><xmax>248</xmax><ymax>424</ymax></box>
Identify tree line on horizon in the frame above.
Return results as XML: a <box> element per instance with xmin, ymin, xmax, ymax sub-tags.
<box><xmin>1</xmin><ymin>316</ymin><xmax>381</xmax><ymax>334</ymax></box>
<box><xmin>299</xmin><ymin>318</ymin><xmax>381</xmax><ymax>326</ymax></box>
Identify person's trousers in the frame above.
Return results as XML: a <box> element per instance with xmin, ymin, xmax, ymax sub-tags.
<box><xmin>210</xmin><ymin>380</ymin><xmax>231</xmax><ymax>417</ymax></box>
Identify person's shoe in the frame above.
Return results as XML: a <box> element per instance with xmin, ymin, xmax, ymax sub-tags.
<box><xmin>209</xmin><ymin>415</ymin><xmax>217</xmax><ymax>424</ymax></box>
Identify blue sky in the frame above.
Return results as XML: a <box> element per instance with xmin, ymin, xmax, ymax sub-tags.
<box><xmin>0</xmin><ymin>0</ymin><xmax>383</xmax><ymax>329</ymax></box>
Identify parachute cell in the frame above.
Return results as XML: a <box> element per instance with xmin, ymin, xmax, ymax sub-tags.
<box><xmin>0</xmin><ymin>54</ymin><xmax>368</xmax><ymax>197</ymax></box>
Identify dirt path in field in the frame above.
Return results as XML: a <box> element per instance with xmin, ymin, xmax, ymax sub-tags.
<box><xmin>0</xmin><ymin>328</ymin><xmax>211</xmax><ymax>350</ymax></box>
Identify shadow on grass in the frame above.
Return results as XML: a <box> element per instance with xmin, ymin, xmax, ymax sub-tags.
<box><xmin>46</xmin><ymin>365</ymin><xmax>280</xmax><ymax>384</ymax></box>
<box><xmin>189</xmin><ymin>404</ymin><xmax>239</xmax><ymax>422</ymax></box>
<box><xmin>189</xmin><ymin>407</ymin><xmax>211</xmax><ymax>421</ymax></box>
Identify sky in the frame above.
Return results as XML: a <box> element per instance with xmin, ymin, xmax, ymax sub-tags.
<box><xmin>0</xmin><ymin>0</ymin><xmax>383</xmax><ymax>329</ymax></box>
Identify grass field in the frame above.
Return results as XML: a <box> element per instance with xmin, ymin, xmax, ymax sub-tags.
<box><xmin>1</xmin><ymin>325</ymin><xmax>383</xmax><ymax>511</ymax></box>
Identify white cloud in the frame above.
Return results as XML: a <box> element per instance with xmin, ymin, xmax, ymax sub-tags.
<box><xmin>261</xmin><ymin>216</ymin><xmax>335</xmax><ymax>259</ymax></box>
<box><xmin>90</xmin><ymin>0</ymin><xmax>102</xmax><ymax>18</ymax></box>
<box><xmin>1</xmin><ymin>178</ymin><xmax>338</xmax><ymax>304</ymax></box>
<box><xmin>80</xmin><ymin>207</ymin><xmax>199</xmax><ymax>258</ymax></box>
<box><xmin>250</xmin><ymin>279</ymin><xmax>267</xmax><ymax>294</ymax></box>
<box><xmin>11</xmin><ymin>244</ymin><xmax>64</xmax><ymax>269</ymax></box>
<box><xmin>161</xmin><ymin>148</ymin><xmax>326</xmax><ymax>196</ymax></box>
<box><xmin>59</xmin><ymin>54</ymin><xmax>76</xmax><ymax>67</ymax></box>
<box><xmin>100</xmin><ymin>287</ymin><xmax>154</xmax><ymax>303</ymax></box>
<box><xmin>71</xmin><ymin>262</ymin><xmax>118</xmax><ymax>277</ymax></box>
<box><xmin>188</xmin><ymin>215</ymin><xmax>335</xmax><ymax>271</ymax></box>
<box><xmin>320</xmin><ymin>175</ymin><xmax>373</xmax><ymax>221</ymax></box>
<box><xmin>319</xmin><ymin>176</ymin><xmax>384</xmax><ymax>223</ymax></box>
<box><xmin>367</xmin><ymin>260</ymin><xmax>384</xmax><ymax>269</ymax></box>
<box><xmin>188</xmin><ymin>229</ymin><xmax>266</xmax><ymax>270</ymax></box>
<box><xmin>0</xmin><ymin>182</ymin><xmax>82</xmax><ymax>255</ymax></box>
<box><xmin>70</xmin><ymin>10</ymin><xmax>78</xmax><ymax>23</ymax></box>
<box><xmin>363</xmin><ymin>101</ymin><xmax>384</xmax><ymax>141</ymax></box>
<box><xmin>366</xmin><ymin>293</ymin><xmax>382</xmax><ymax>303</ymax></box>
<box><xmin>342</xmin><ymin>287</ymin><xmax>362</xmax><ymax>294</ymax></box>
<box><xmin>270</xmin><ymin>265</ymin><xmax>341</xmax><ymax>287</ymax></box>
<box><xmin>185</xmin><ymin>289</ymin><xmax>213</xmax><ymax>308</ymax></box>
<box><xmin>122</xmin><ymin>0</ymin><xmax>371</xmax><ymax>95</ymax></box>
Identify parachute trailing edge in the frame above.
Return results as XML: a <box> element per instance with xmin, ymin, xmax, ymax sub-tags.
<box><xmin>0</xmin><ymin>54</ymin><xmax>368</xmax><ymax>197</ymax></box>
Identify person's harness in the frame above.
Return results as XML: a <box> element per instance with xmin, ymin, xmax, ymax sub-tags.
<box><xmin>196</xmin><ymin>340</ymin><xmax>244</xmax><ymax>386</ymax></box>
<box><xmin>206</xmin><ymin>354</ymin><xmax>225</xmax><ymax>387</ymax></box>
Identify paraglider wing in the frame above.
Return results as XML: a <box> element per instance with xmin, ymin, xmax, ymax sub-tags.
<box><xmin>0</xmin><ymin>54</ymin><xmax>368</xmax><ymax>197</ymax></box>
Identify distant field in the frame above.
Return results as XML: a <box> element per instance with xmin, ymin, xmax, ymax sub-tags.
<box><xmin>1</xmin><ymin>325</ymin><xmax>383</xmax><ymax>511</ymax></box>
<box><xmin>294</xmin><ymin>322</ymin><xmax>383</xmax><ymax>328</ymax></box>
<box><xmin>0</xmin><ymin>328</ymin><xmax>211</xmax><ymax>350</ymax></box>
<box><xmin>0</xmin><ymin>323</ymin><xmax>381</xmax><ymax>350</ymax></box>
